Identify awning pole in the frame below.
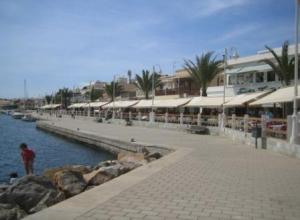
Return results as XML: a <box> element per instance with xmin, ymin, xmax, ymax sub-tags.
<box><xmin>291</xmin><ymin>0</ymin><xmax>300</xmax><ymax>144</ymax></box>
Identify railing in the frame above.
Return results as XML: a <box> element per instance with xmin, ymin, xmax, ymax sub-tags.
<box><xmin>41</xmin><ymin>110</ymin><xmax>288</xmax><ymax>141</ymax></box>
<box><xmin>201</xmin><ymin>115</ymin><xmax>218</xmax><ymax>127</ymax></box>
<box><xmin>266</xmin><ymin>118</ymin><xmax>287</xmax><ymax>139</ymax></box>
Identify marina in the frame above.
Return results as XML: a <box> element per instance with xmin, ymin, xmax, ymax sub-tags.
<box><xmin>0</xmin><ymin>114</ymin><xmax>114</xmax><ymax>183</ymax></box>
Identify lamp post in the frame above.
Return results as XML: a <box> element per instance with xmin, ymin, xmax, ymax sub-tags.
<box><xmin>113</xmin><ymin>75</ymin><xmax>116</xmax><ymax>119</ymax></box>
<box><xmin>222</xmin><ymin>48</ymin><xmax>228</xmax><ymax>130</ymax></box>
<box><xmin>291</xmin><ymin>0</ymin><xmax>300</xmax><ymax>144</ymax></box>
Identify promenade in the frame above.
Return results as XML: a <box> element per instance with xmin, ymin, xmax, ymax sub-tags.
<box><xmin>27</xmin><ymin>116</ymin><xmax>300</xmax><ymax>220</ymax></box>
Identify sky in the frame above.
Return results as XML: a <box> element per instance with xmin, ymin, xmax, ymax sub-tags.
<box><xmin>0</xmin><ymin>0</ymin><xmax>295</xmax><ymax>98</ymax></box>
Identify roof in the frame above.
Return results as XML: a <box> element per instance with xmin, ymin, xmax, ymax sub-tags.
<box><xmin>185</xmin><ymin>96</ymin><xmax>232</xmax><ymax>108</ymax></box>
<box><xmin>40</xmin><ymin>104</ymin><xmax>61</xmax><ymax>109</ymax></box>
<box><xmin>226</xmin><ymin>64</ymin><xmax>271</xmax><ymax>75</ymax></box>
<box><xmin>102</xmin><ymin>100</ymin><xmax>139</xmax><ymax>109</ymax></box>
<box><xmin>250</xmin><ymin>85</ymin><xmax>300</xmax><ymax>105</ymax></box>
<box><xmin>224</xmin><ymin>91</ymin><xmax>270</xmax><ymax>107</ymax></box>
<box><xmin>227</xmin><ymin>44</ymin><xmax>299</xmax><ymax>66</ymax></box>
<box><xmin>68</xmin><ymin>103</ymin><xmax>87</xmax><ymax>108</ymax></box>
<box><xmin>133</xmin><ymin>98</ymin><xmax>191</xmax><ymax>108</ymax></box>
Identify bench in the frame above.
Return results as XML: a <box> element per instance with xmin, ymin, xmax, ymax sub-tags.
<box><xmin>187</xmin><ymin>125</ymin><xmax>209</xmax><ymax>135</ymax></box>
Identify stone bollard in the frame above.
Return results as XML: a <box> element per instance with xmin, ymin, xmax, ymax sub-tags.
<box><xmin>180</xmin><ymin>112</ymin><xmax>183</xmax><ymax>126</ymax></box>
<box><xmin>232</xmin><ymin>114</ymin><xmax>236</xmax><ymax>130</ymax></box>
<box><xmin>129</xmin><ymin>111</ymin><xmax>132</xmax><ymax>121</ymax></box>
<box><xmin>112</xmin><ymin>110</ymin><xmax>115</xmax><ymax>119</ymax></box>
<box><xmin>165</xmin><ymin>112</ymin><xmax>168</xmax><ymax>124</ymax></box>
<box><xmin>261</xmin><ymin>115</ymin><xmax>267</xmax><ymax>149</ymax></box>
<box><xmin>244</xmin><ymin>114</ymin><xmax>249</xmax><ymax>135</ymax></box>
<box><xmin>197</xmin><ymin>113</ymin><xmax>201</xmax><ymax>126</ymax></box>
<box><xmin>138</xmin><ymin>112</ymin><xmax>141</xmax><ymax>121</ymax></box>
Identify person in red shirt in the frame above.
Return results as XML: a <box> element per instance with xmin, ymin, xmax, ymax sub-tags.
<box><xmin>20</xmin><ymin>143</ymin><xmax>35</xmax><ymax>175</ymax></box>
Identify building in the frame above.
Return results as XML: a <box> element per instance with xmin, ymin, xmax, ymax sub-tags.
<box><xmin>155</xmin><ymin>69</ymin><xmax>224</xmax><ymax>98</ymax></box>
<box><xmin>225</xmin><ymin>44</ymin><xmax>299</xmax><ymax>96</ymax></box>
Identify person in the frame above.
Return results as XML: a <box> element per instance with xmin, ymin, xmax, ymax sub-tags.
<box><xmin>9</xmin><ymin>172</ymin><xmax>18</xmax><ymax>184</ymax></box>
<box><xmin>19</xmin><ymin>143</ymin><xmax>35</xmax><ymax>175</ymax></box>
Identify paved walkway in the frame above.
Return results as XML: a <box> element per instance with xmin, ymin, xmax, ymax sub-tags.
<box><xmin>27</xmin><ymin>116</ymin><xmax>300</xmax><ymax>220</ymax></box>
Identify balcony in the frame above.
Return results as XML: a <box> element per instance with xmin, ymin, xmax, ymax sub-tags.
<box><xmin>155</xmin><ymin>88</ymin><xmax>200</xmax><ymax>97</ymax></box>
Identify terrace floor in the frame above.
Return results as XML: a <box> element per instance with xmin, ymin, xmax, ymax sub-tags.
<box><xmin>26</xmin><ymin>115</ymin><xmax>300</xmax><ymax>220</ymax></box>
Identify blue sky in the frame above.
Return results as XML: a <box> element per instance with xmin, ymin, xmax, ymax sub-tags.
<box><xmin>0</xmin><ymin>0</ymin><xmax>295</xmax><ymax>98</ymax></box>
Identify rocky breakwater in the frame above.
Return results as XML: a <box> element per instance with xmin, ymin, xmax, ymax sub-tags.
<box><xmin>0</xmin><ymin>151</ymin><xmax>162</xmax><ymax>220</ymax></box>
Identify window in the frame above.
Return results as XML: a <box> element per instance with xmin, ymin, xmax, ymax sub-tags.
<box><xmin>267</xmin><ymin>71</ymin><xmax>275</xmax><ymax>82</ymax></box>
<box><xmin>255</xmin><ymin>72</ymin><xmax>264</xmax><ymax>83</ymax></box>
<box><xmin>228</xmin><ymin>75</ymin><xmax>235</xmax><ymax>85</ymax></box>
<box><xmin>237</xmin><ymin>73</ymin><xmax>244</xmax><ymax>85</ymax></box>
<box><xmin>245</xmin><ymin>72</ymin><xmax>254</xmax><ymax>84</ymax></box>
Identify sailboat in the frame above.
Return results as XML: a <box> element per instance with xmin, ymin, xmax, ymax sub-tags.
<box><xmin>21</xmin><ymin>79</ymin><xmax>36</xmax><ymax>122</ymax></box>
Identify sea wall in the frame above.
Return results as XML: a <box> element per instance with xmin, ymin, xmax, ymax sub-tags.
<box><xmin>36</xmin><ymin>121</ymin><xmax>171</xmax><ymax>156</ymax></box>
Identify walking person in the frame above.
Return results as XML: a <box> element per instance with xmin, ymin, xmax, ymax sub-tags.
<box><xmin>19</xmin><ymin>143</ymin><xmax>35</xmax><ymax>175</ymax></box>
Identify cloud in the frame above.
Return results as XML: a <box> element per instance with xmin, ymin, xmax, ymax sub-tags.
<box><xmin>199</xmin><ymin>0</ymin><xmax>249</xmax><ymax>16</ymax></box>
<box><xmin>174</xmin><ymin>0</ymin><xmax>250</xmax><ymax>18</ymax></box>
<box><xmin>217</xmin><ymin>24</ymin><xmax>260</xmax><ymax>42</ymax></box>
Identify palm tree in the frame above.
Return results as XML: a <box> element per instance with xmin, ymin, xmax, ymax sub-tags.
<box><xmin>134</xmin><ymin>70</ymin><xmax>161</xmax><ymax>99</ymax></box>
<box><xmin>55</xmin><ymin>88</ymin><xmax>73</xmax><ymax>108</ymax></box>
<box><xmin>105</xmin><ymin>81</ymin><xmax>122</xmax><ymax>101</ymax></box>
<box><xmin>184</xmin><ymin>52</ymin><xmax>222</xmax><ymax>96</ymax></box>
<box><xmin>86</xmin><ymin>86</ymin><xmax>103</xmax><ymax>102</ymax></box>
<box><xmin>261</xmin><ymin>41</ymin><xmax>294</xmax><ymax>86</ymax></box>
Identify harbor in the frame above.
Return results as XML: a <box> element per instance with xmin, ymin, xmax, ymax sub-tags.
<box><xmin>0</xmin><ymin>114</ymin><xmax>114</xmax><ymax>183</ymax></box>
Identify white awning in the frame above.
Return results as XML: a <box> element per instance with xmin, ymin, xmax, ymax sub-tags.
<box><xmin>68</xmin><ymin>103</ymin><xmax>88</xmax><ymax>108</ymax></box>
<box><xmin>102</xmin><ymin>100</ymin><xmax>139</xmax><ymax>109</ymax></box>
<box><xmin>185</xmin><ymin>96</ymin><xmax>232</xmax><ymax>108</ymax></box>
<box><xmin>224</xmin><ymin>91</ymin><xmax>270</xmax><ymax>107</ymax></box>
<box><xmin>83</xmin><ymin>102</ymin><xmax>108</xmax><ymax>108</ymax></box>
<box><xmin>133</xmin><ymin>98</ymin><xmax>191</xmax><ymax>108</ymax></box>
<box><xmin>250</xmin><ymin>85</ymin><xmax>300</xmax><ymax>105</ymax></box>
<box><xmin>226</xmin><ymin>64</ymin><xmax>271</xmax><ymax>75</ymax></box>
<box><xmin>41</xmin><ymin>104</ymin><xmax>61</xmax><ymax>109</ymax></box>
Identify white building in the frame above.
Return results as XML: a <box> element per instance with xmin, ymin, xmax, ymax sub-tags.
<box><xmin>224</xmin><ymin>44</ymin><xmax>299</xmax><ymax>96</ymax></box>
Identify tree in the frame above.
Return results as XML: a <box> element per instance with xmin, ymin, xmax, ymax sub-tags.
<box><xmin>261</xmin><ymin>41</ymin><xmax>295</xmax><ymax>86</ymax></box>
<box><xmin>55</xmin><ymin>88</ymin><xmax>73</xmax><ymax>109</ymax></box>
<box><xmin>105</xmin><ymin>81</ymin><xmax>122</xmax><ymax>101</ymax></box>
<box><xmin>86</xmin><ymin>86</ymin><xmax>103</xmax><ymax>102</ymax></box>
<box><xmin>45</xmin><ymin>95</ymin><xmax>52</xmax><ymax>104</ymax></box>
<box><xmin>134</xmin><ymin>70</ymin><xmax>161</xmax><ymax>99</ymax></box>
<box><xmin>184</xmin><ymin>52</ymin><xmax>222</xmax><ymax>96</ymax></box>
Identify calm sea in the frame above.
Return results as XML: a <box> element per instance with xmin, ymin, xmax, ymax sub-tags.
<box><xmin>0</xmin><ymin>114</ymin><xmax>114</xmax><ymax>183</ymax></box>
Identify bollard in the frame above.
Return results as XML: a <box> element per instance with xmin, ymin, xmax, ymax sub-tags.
<box><xmin>197</xmin><ymin>113</ymin><xmax>201</xmax><ymax>126</ymax></box>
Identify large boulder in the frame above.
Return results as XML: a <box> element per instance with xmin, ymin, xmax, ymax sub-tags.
<box><xmin>0</xmin><ymin>175</ymin><xmax>64</xmax><ymax>214</ymax></box>
<box><xmin>53</xmin><ymin>170</ymin><xmax>86</xmax><ymax>198</ymax></box>
<box><xmin>0</xmin><ymin>203</ymin><xmax>27</xmax><ymax>220</ymax></box>
<box><xmin>43</xmin><ymin>165</ymin><xmax>92</xmax><ymax>183</ymax></box>
<box><xmin>117</xmin><ymin>152</ymin><xmax>146</xmax><ymax>165</ymax></box>
<box><xmin>83</xmin><ymin>169</ymin><xmax>112</xmax><ymax>186</ymax></box>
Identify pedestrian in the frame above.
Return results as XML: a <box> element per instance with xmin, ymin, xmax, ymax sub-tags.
<box><xmin>19</xmin><ymin>143</ymin><xmax>35</xmax><ymax>175</ymax></box>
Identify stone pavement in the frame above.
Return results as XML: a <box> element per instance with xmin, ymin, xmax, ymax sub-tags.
<box><xmin>27</xmin><ymin>116</ymin><xmax>300</xmax><ymax>220</ymax></box>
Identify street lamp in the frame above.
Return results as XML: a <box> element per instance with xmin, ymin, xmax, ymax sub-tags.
<box><xmin>222</xmin><ymin>48</ymin><xmax>228</xmax><ymax>130</ymax></box>
<box><xmin>290</xmin><ymin>0</ymin><xmax>300</xmax><ymax>144</ymax></box>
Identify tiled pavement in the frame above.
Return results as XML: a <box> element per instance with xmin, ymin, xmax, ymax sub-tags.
<box><xmin>27</xmin><ymin>117</ymin><xmax>300</xmax><ymax>220</ymax></box>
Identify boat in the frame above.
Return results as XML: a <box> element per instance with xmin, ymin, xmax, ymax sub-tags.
<box><xmin>22</xmin><ymin>114</ymin><xmax>37</xmax><ymax>122</ymax></box>
<box><xmin>12</xmin><ymin>112</ymin><xmax>24</xmax><ymax>119</ymax></box>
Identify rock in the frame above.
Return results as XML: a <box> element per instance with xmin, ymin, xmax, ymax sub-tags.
<box><xmin>0</xmin><ymin>203</ymin><xmax>27</xmax><ymax>220</ymax></box>
<box><xmin>145</xmin><ymin>152</ymin><xmax>162</xmax><ymax>162</ymax></box>
<box><xmin>83</xmin><ymin>169</ymin><xmax>112</xmax><ymax>186</ymax></box>
<box><xmin>93</xmin><ymin>160</ymin><xmax>118</xmax><ymax>170</ymax></box>
<box><xmin>0</xmin><ymin>175</ymin><xmax>64</xmax><ymax>214</ymax></box>
<box><xmin>119</xmin><ymin>161</ymin><xmax>141</xmax><ymax>171</ymax></box>
<box><xmin>0</xmin><ymin>184</ymin><xmax>9</xmax><ymax>193</ymax></box>
<box><xmin>43</xmin><ymin>165</ymin><xmax>92</xmax><ymax>183</ymax></box>
<box><xmin>53</xmin><ymin>170</ymin><xmax>86</xmax><ymax>198</ymax></box>
<box><xmin>117</xmin><ymin>152</ymin><xmax>146</xmax><ymax>165</ymax></box>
